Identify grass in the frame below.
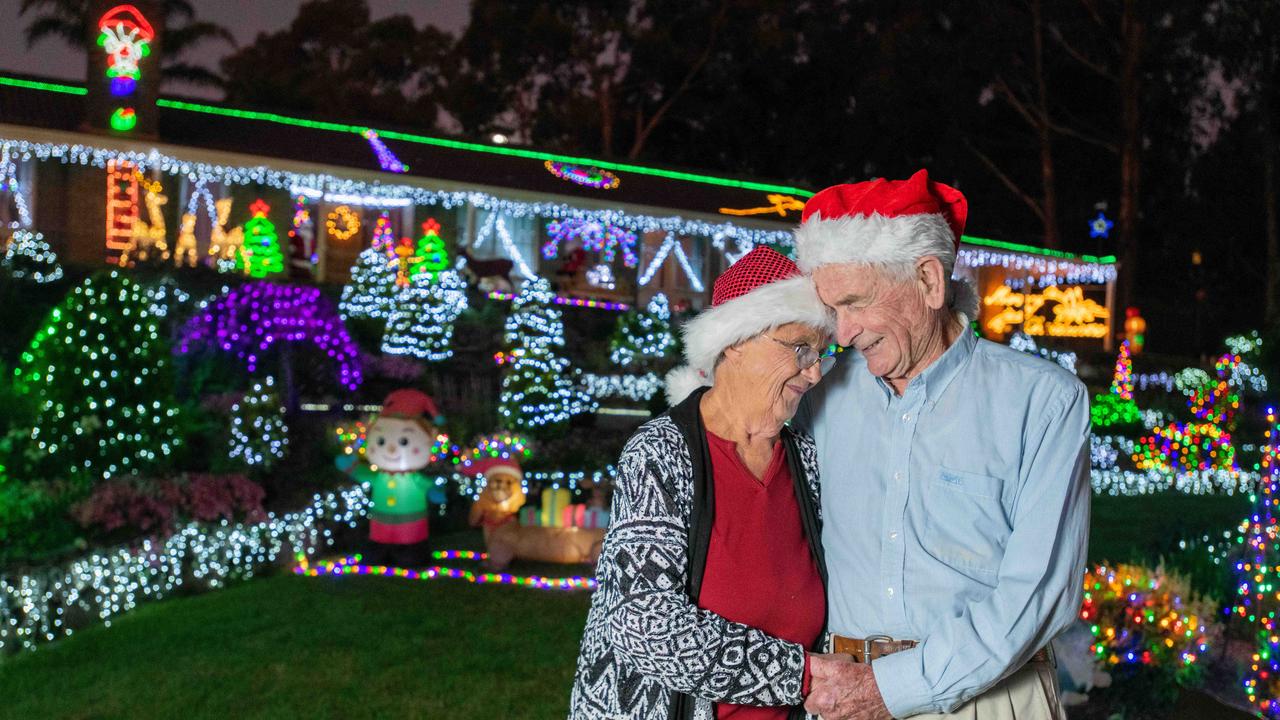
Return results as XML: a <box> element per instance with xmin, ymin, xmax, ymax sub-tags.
<box><xmin>0</xmin><ymin>538</ymin><xmax>593</xmax><ymax>720</ymax></box>
<box><xmin>0</xmin><ymin>495</ymin><xmax>1255</xmax><ymax>719</ymax></box>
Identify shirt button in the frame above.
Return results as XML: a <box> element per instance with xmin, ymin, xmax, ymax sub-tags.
<box><xmin>893</xmin><ymin>471</ymin><xmax>902</xmax><ymax>481</ymax></box>
<box><xmin>901</xmin><ymin>413</ymin><xmax>911</xmax><ymax>423</ymax></box>
<box><xmin>886</xmin><ymin>587</ymin><xmax>895</xmax><ymax>597</ymax></box>
<box><xmin>889</xmin><ymin>532</ymin><xmax>899</xmax><ymax>540</ymax></box>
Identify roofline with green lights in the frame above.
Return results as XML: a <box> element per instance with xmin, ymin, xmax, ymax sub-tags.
<box><xmin>0</xmin><ymin>74</ymin><xmax>1117</xmax><ymax>265</ymax></box>
<box><xmin>962</xmin><ymin>235</ymin><xmax>1116</xmax><ymax>264</ymax></box>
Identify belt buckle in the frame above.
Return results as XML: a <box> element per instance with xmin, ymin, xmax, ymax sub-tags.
<box><xmin>862</xmin><ymin>634</ymin><xmax>893</xmax><ymax>662</ymax></box>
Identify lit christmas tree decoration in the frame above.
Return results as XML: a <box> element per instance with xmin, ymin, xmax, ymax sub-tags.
<box><xmin>14</xmin><ymin>272</ymin><xmax>182</xmax><ymax>480</ymax></box>
<box><xmin>609</xmin><ymin>293</ymin><xmax>675</xmax><ymax>367</ymax></box>
<box><xmin>412</xmin><ymin>218</ymin><xmax>450</xmax><ymax>279</ymax></box>
<box><xmin>1</xmin><ymin>229</ymin><xmax>63</xmax><ymax>283</ymax></box>
<box><xmin>339</xmin><ymin>211</ymin><xmax>399</xmax><ymax>320</ymax></box>
<box><xmin>1112</xmin><ymin>340</ymin><xmax>1134</xmax><ymax>400</ymax></box>
<box><xmin>228</xmin><ymin>376</ymin><xmax>288</xmax><ymax>469</ymax></box>
<box><xmin>234</xmin><ymin>199</ymin><xmax>285</xmax><ymax>278</ymax></box>
<box><xmin>177</xmin><ymin>281</ymin><xmax>363</xmax><ymax>390</ymax></box>
<box><xmin>497</xmin><ymin>277</ymin><xmax>595</xmax><ymax>431</ymax></box>
<box><xmin>379</xmin><ymin>269</ymin><xmax>468</xmax><ymax>361</ymax></box>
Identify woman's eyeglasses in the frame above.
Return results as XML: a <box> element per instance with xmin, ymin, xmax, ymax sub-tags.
<box><xmin>765</xmin><ymin>335</ymin><xmax>839</xmax><ymax>375</ymax></box>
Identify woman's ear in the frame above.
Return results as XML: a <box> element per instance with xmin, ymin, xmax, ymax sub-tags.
<box><xmin>916</xmin><ymin>256</ymin><xmax>948</xmax><ymax>311</ymax></box>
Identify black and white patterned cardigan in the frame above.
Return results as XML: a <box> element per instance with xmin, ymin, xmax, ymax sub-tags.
<box><xmin>569</xmin><ymin>388</ymin><xmax>827</xmax><ymax>720</ymax></box>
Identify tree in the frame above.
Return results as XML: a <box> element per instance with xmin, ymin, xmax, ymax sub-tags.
<box><xmin>451</xmin><ymin>0</ymin><xmax>734</xmax><ymax>158</ymax></box>
<box><xmin>2</xmin><ymin>230</ymin><xmax>63</xmax><ymax>284</ymax></box>
<box><xmin>220</xmin><ymin>0</ymin><xmax>453</xmax><ymax>128</ymax></box>
<box><xmin>228</xmin><ymin>375</ymin><xmax>288</xmax><ymax>470</ymax></box>
<box><xmin>380</xmin><ymin>269</ymin><xmax>468</xmax><ymax>362</ymax></box>
<box><xmin>610</xmin><ymin>293</ymin><xmax>675</xmax><ymax>369</ymax></box>
<box><xmin>19</xmin><ymin>0</ymin><xmax>234</xmax><ymax>89</ymax></box>
<box><xmin>13</xmin><ymin>272</ymin><xmax>182</xmax><ymax>481</ymax></box>
<box><xmin>412</xmin><ymin>218</ymin><xmax>450</xmax><ymax>278</ymax></box>
<box><xmin>339</xmin><ymin>212</ymin><xmax>398</xmax><ymax>320</ymax></box>
<box><xmin>497</xmin><ymin>278</ymin><xmax>594</xmax><ymax>434</ymax></box>
<box><xmin>235</xmin><ymin>200</ymin><xmax>284</xmax><ymax>278</ymax></box>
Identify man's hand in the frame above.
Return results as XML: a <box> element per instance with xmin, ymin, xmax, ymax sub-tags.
<box><xmin>804</xmin><ymin>654</ymin><xmax>893</xmax><ymax>720</ymax></box>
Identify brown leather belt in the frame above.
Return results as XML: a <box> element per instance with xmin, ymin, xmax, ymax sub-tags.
<box><xmin>832</xmin><ymin>634</ymin><xmax>1052</xmax><ymax>666</ymax></box>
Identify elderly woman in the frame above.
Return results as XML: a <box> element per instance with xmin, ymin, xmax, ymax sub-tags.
<box><xmin>569</xmin><ymin>247</ymin><xmax>838</xmax><ymax>720</ymax></box>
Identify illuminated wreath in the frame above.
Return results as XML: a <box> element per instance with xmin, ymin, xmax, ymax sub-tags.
<box><xmin>544</xmin><ymin>160</ymin><xmax>620</xmax><ymax>190</ymax></box>
<box><xmin>325</xmin><ymin>205</ymin><xmax>361</xmax><ymax>241</ymax></box>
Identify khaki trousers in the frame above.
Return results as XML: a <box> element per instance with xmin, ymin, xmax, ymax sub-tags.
<box><xmin>910</xmin><ymin>663</ymin><xmax>1064</xmax><ymax>720</ymax></box>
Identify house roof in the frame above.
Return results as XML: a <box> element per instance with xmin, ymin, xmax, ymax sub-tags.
<box><xmin>0</xmin><ymin>73</ymin><xmax>1115</xmax><ymax>265</ymax></box>
<box><xmin>0</xmin><ymin>74</ymin><xmax>811</xmax><ymax>226</ymax></box>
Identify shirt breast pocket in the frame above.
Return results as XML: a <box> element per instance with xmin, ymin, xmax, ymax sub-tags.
<box><xmin>922</xmin><ymin>466</ymin><xmax>1012</xmax><ymax>578</ymax></box>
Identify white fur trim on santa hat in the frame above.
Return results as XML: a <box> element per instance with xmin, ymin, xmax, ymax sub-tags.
<box><xmin>664</xmin><ymin>365</ymin><xmax>711</xmax><ymax>406</ymax></box>
<box><xmin>795</xmin><ymin>212</ymin><xmax>956</xmax><ymax>273</ymax></box>
<box><xmin>664</xmin><ymin>275</ymin><xmax>834</xmax><ymax>406</ymax></box>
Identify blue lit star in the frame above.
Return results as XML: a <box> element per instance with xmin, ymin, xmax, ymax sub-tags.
<box><xmin>1090</xmin><ymin>212</ymin><xmax>1114</xmax><ymax>239</ymax></box>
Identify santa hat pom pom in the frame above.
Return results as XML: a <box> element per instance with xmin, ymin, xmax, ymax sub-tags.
<box><xmin>664</xmin><ymin>365</ymin><xmax>711</xmax><ymax>407</ymax></box>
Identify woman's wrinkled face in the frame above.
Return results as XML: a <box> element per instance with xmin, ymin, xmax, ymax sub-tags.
<box><xmin>486</xmin><ymin>472</ymin><xmax>519</xmax><ymax>503</ymax></box>
<box><xmin>727</xmin><ymin>322</ymin><xmax>828</xmax><ymax>425</ymax></box>
<box><xmin>366</xmin><ymin>418</ymin><xmax>434</xmax><ymax>472</ymax></box>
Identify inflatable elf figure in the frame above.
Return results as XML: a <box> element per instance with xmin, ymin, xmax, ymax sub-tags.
<box><xmin>337</xmin><ymin>389</ymin><xmax>446</xmax><ymax>566</ymax></box>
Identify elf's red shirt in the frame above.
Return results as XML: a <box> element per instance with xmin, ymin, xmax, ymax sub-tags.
<box><xmin>699</xmin><ymin>431</ymin><xmax>825</xmax><ymax>720</ymax></box>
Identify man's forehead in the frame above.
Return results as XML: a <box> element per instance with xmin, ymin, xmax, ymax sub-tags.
<box><xmin>814</xmin><ymin>264</ymin><xmax>880</xmax><ymax>297</ymax></box>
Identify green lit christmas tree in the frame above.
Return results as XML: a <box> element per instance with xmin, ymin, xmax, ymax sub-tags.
<box><xmin>235</xmin><ymin>199</ymin><xmax>284</xmax><ymax>278</ymax></box>
<box><xmin>412</xmin><ymin>218</ymin><xmax>450</xmax><ymax>279</ymax></box>
<box><xmin>13</xmin><ymin>272</ymin><xmax>182</xmax><ymax>481</ymax></box>
<box><xmin>497</xmin><ymin>278</ymin><xmax>594</xmax><ymax>433</ymax></box>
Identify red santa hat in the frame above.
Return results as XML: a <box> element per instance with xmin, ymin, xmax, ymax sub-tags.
<box><xmin>380</xmin><ymin>389</ymin><xmax>444</xmax><ymax>424</ymax></box>
<box><xmin>794</xmin><ymin>169</ymin><xmax>979</xmax><ymax>318</ymax></box>
<box><xmin>466</xmin><ymin>456</ymin><xmax>524</xmax><ymax>482</ymax></box>
<box><xmin>665</xmin><ymin>246</ymin><xmax>833</xmax><ymax>405</ymax></box>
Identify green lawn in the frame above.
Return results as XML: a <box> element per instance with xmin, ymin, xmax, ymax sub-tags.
<box><xmin>0</xmin><ymin>493</ymin><xmax>1255</xmax><ymax>720</ymax></box>
<box><xmin>0</xmin><ymin>554</ymin><xmax>593</xmax><ymax>720</ymax></box>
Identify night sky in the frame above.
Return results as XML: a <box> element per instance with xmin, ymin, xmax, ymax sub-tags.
<box><xmin>0</xmin><ymin>0</ymin><xmax>471</xmax><ymax>98</ymax></box>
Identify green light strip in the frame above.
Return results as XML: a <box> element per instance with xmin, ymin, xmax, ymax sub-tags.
<box><xmin>155</xmin><ymin>98</ymin><xmax>814</xmax><ymax>197</ymax></box>
<box><xmin>0</xmin><ymin>76</ymin><xmax>87</xmax><ymax>96</ymax></box>
<box><xmin>962</xmin><ymin>235</ymin><xmax>1116</xmax><ymax>264</ymax></box>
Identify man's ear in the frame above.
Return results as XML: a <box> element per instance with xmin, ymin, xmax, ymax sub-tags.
<box><xmin>916</xmin><ymin>256</ymin><xmax>948</xmax><ymax>311</ymax></box>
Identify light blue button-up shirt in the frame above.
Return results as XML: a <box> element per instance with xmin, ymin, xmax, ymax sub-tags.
<box><xmin>795</xmin><ymin>329</ymin><xmax>1090</xmax><ymax>717</ymax></box>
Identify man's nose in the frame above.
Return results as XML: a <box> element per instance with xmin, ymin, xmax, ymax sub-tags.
<box><xmin>838</xmin><ymin>316</ymin><xmax>862</xmax><ymax>346</ymax></box>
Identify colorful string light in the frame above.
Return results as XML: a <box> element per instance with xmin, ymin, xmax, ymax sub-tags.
<box><xmin>293</xmin><ymin>553</ymin><xmax>597</xmax><ymax>591</ymax></box>
<box><xmin>486</xmin><ymin>291</ymin><xmax>630</xmax><ymax>312</ymax></box>
<box><xmin>361</xmin><ymin>129</ymin><xmax>408</xmax><ymax>173</ymax></box>
<box><xmin>543</xmin><ymin>218</ymin><xmax>639</xmax><ymax>268</ymax></box>
<box><xmin>544</xmin><ymin>160</ymin><xmax>620</xmax><ymax>190</ymax></box>
<box><xmin>1080</xmin><ymin>563</ymin><xmax>1209</xmax><ymax>672</ymax></box>
<box><xmin>177</xmin><ymin>281</ymin><xmax>363</xmax><ymax>390</ymax></box>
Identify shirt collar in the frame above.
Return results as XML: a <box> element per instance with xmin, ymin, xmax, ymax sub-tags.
<box><xmin>916</xmin><ymin>328</ymin><xmax>976</xmax><ymax>405</ymax></box>
<box><xmin>869</xmin><ymin>328</ymin><xmax>976</xmax><ymax>407</ymax></box>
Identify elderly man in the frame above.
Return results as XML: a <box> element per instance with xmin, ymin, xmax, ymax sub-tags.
<box><xmin>793</xmin><ymin>170</ymin><xmax>1090</xmax><ymax>720</ymax></box>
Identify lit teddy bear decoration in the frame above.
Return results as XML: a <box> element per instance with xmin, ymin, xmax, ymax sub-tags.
<box><xmin>337</xmin><ymin>389</ymin><xmax>447</xmax><ymax>563</ymax></box>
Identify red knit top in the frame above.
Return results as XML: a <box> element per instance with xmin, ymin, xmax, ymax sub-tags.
<box><xmin>698</xmin><ymin>432</ymin><xmax>825</xmax><ymax>719</ymax></box>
